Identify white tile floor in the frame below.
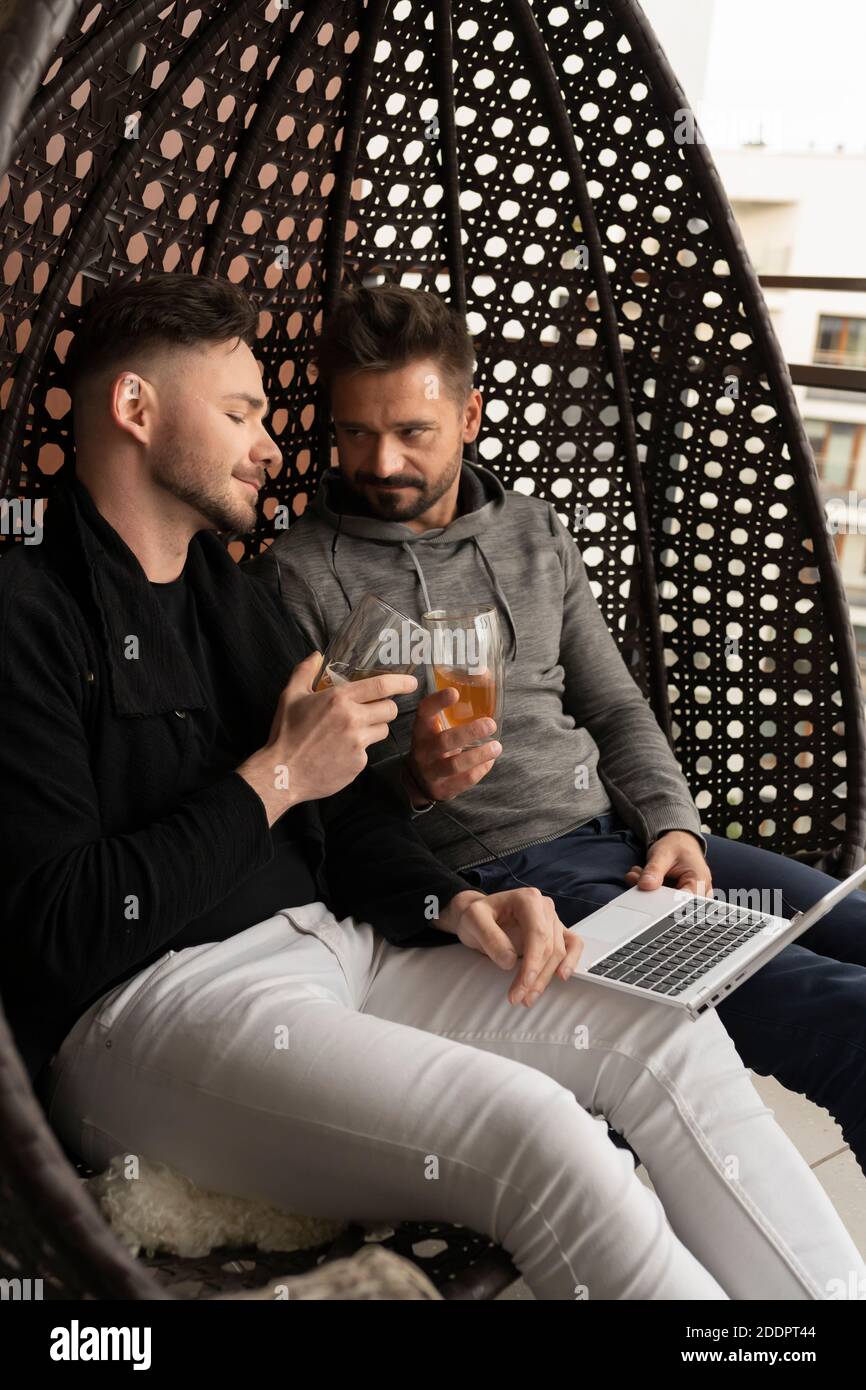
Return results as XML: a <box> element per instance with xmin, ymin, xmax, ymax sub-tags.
<box><xmin>496</xmin><ymin>1074</ymin><xmax>865</xmax><ymax>1299</ymax></box>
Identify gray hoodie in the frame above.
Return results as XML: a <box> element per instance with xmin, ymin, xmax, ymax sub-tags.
<box><xmin>262</xmin><ymin>461</ymin><xmax>706</xmax><ymax>873</ymax></box>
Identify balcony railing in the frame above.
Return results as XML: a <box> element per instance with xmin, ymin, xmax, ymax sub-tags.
<box><xmin>758</xmin><ymin>276</ymin><xmax>866</xmax><ymax>293</ymax></box>
<box><xmin>789</xmin><ymin>364</ymin><xmax>866</xmax><ymax>392</ymax></box>
<box><xmin>756</xmin><ymin>275</ymin><xmax>866</xmax><ymax>395</ymax></box>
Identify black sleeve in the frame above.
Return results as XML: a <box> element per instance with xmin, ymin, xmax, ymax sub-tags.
<box><xmin>0</xmin><ymin>592</ymin><xmax>277</xmax><ymax>1013</ymax></box>
<box><xmin>318</xmin><ymin>768</ymin><xmax>470</xmax><ymax>949</ymax></box>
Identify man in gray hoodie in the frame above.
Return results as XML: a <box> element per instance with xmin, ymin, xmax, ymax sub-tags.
<box><xmin>257</xmin><ymin>284</ymin><xmax>866</xmax><ymax>1172</ymax></box>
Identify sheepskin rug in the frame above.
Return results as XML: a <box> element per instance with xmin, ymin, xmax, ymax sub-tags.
<box><xmin>84</xmin><ymin>1154</ymin><xmax>351</xmax><ymax>1259</ymax></box>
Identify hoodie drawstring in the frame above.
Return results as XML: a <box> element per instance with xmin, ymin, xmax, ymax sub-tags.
<box><xmin>401</xmin><ymin>541</ymin><xmax>434</xmax><ymax>618</ymax></box>
<box><xmin>400</xmin><ymin>537</ymin><xmax>518</xmax><ymax>663</ymax></box>
<box><xmin>330</xmin><ymin>519</ymin><xmax>355</xmax><ymax>616</ymax></box>
<box><xmin>471</xmin><ymin>536</ymin><xmax>519</xmax><ymax>662</ymax></box>
<box><xmin>330</xmin><ymin>500</ymin><xmax>519</xmax><ymax>664</ymax></box>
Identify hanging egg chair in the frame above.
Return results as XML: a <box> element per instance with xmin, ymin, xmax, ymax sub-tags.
<box><xmin>2</xmin><ymin>0</ymin><xmax>862</xmax><ymax>875</ymax></box>
<box><xmin>0</xmin><ymin>0</ymin><xmax>863</xmax><ymax>1301</ymax></box>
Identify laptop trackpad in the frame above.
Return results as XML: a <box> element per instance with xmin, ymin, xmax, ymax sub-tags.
<box><xmin>576</xmin><ymin>906</ymin><xmax>655</xmax><ymax>971</ymax></box>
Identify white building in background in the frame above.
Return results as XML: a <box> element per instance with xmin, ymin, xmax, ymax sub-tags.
<box><xmin>643</xmin><ymin>0</ymin><xmax>866</xmax><ymax>685</ymax></box>
<box><xmin>634</xmin><ymin>0</ymin><xmax>716</xmax><ymax>107</ymax></box>
<box><xmin>714</xmin><ymin>150</ymin><xmax>866</xmax><ymax>673</ymax></box>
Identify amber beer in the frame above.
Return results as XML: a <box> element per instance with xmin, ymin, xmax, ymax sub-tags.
<box><xmin>433</xmin><ymin>666</ymin><xmax>497</xmax><ymax>727</ymax></box>
<box><xmin>315</xmin><ymin>661</ymin><xmax>414</xmax><ymax>690</ymax></box>
<box><xmin>424</xmin><ymin>607</ymin><xmax>504</xmax><ymax>748</ymax></box>
<box><xmin>311</xmin><ymin>595</ymin><xmax>426</xmax><ymax>692</ymax></box>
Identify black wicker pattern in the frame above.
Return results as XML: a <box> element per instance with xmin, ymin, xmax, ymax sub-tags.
<box><xmin>0</xmin><ymin>993</ymin><xmax>168</xmax><ymax>1300</ymax></box>
<box><xmin>69</xmin><ymin>1147</ymin><xmax>520</xmax><ymax>1299</ymax></box>
<box><xmin>0</xmin><ymin>0</ymin><xmax>864</xmax><ymax>1303</ymax></box>
<box><xmin>60</xmin><ymin>1152</ymin><xmax>519</xmax><ymax>1299</ymax></box>
<box><xmin>1</xmin><ymin>0</ymin><xmax>863</xmax><ymax>870</ymax></box>
<box><xmin>136</xmin><ymin>1224</ymin><xmax>517</xmax><ymax>1301</ymax></box>
<box><xmin>0</xmin><ymin>974</ymin><xmax>518</xmax><ymax>1299</ymax></box>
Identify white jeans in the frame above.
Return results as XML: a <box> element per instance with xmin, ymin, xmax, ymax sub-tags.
<box><xmin>42</xmin><ymin>902</ymin><xmax>866</xmax><ymax>1300</ymax></box>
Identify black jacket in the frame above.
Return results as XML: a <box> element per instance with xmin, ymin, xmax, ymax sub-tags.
<box><xmin>0</xmin><ymin>472</ymin><xmax>465</xmax><ymax>1087</ymax></box>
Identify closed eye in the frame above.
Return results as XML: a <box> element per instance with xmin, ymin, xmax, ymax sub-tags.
<box><xmin>226</xmin><ymin>414</ymin><xmax>245</xmax><ymax>424</ymax></box>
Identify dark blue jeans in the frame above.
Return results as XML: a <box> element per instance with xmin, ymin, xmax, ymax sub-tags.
<box><xmin>463</xmin><ymin>812</ymin><xmax>866</xmax><ymax>1175</ymax></box>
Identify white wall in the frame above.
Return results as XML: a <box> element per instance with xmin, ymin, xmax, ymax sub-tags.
<box><xmin>715</xmin><ymin>149</ymin><xmax>866</xmax><ymax>635</ymax></box>
<box><xmin>639</xmin><ymin>0</ymin><xmax>717</xmax><ymax>108</ymax></box>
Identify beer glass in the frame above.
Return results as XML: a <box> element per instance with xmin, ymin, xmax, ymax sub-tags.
<box><xmin>422</xmin><ymin>606</ymin><xmax>505</xmax><ymax>747</ymax></box>
<box><xmin>313</xmin><ymin>593</ymin><xmax>426</xmax><ymax>690</ymax></box>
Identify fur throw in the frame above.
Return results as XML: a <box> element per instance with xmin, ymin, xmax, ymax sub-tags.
<box><xmin>85</xmin><ymin>1154</ymin><xmax>350</xmax><ymax>1259</ymax></box>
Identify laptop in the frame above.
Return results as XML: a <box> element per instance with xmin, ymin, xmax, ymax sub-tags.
<box><xmin>573</xmin><ymin>858</ymin><xmax>866</xmax><ymax>1018</ymax></box>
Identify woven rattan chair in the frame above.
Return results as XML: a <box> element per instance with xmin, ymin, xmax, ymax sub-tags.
<box><xmin>0</xmin><ymin>982</ymin><xmax>517</xmax><ymax>1299</ymax></box>
<box><xmin>1</xmin><ymin>0</ymin><xmax>863</xmax><ymax>1301</ymax></box>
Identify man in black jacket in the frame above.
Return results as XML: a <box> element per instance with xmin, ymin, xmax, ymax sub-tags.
<box><xmin>3</xmin><ymin>274</ymin><xmax>861</xmax><ymax>1301</ymax></box>
<box><xmin>0</xmin><ymin>273</ymin><xmax>546</xmax><ymax>1089</ymax></box>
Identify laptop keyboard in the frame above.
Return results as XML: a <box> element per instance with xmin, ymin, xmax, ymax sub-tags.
<box><xmin>585</xmin><ymin>900</ymin><xmax>771</xmax><ymax>997</ymax></box>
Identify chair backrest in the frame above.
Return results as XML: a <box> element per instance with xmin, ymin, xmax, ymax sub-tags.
<box><xmin>0</xmin><ymin>0</ymin><xmax>862</xmax><ymax>875</ymax></box>
<box><xmin>0</xmin><ymin>991</ymin><xmax>169</xmax><ymax>1299</ymax></box>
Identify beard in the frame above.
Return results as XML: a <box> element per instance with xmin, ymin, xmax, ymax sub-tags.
<box><xmin>344</xmin><ymin>443</ymin><xmax>463</xmax><ymax>523</ymax></box>
<box><xmin>150</xmin><ymin>442</ymin><xmax>257</xmax><ymax>537</ymax></box>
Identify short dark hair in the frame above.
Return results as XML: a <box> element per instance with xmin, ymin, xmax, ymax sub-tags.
<box><xmin>62</xmin><ymin>272</ymin><xmax>259</xmax><ymax>399</ymax></box>
<box><xmin>314</xmin><ymin>284</ymin><xmax>475</xmax><ymax>403</ymax></box>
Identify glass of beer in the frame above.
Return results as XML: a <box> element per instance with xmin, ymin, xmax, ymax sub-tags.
<box><xmin>313</xmin><ymin>593</ymin><xmax>426</xmax><ymax>690</ymax></box>
<box><xmin>423</xmin><ymin>607</ymin><xmax>504</xmax><ymax>747</ymax></box>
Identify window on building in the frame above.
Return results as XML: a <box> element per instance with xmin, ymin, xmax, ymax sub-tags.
<box><xmin>814</xmin><ymin>316</ymin><xmax>866</xmax><ymax>369</ymax></box>
<box><xmin>804</xmin><ymin>418</ymin><xmax>863</xmax><ymax>485</ymax></box>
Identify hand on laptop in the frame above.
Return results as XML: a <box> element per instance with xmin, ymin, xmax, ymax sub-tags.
<box><xmin>404</xmin><ymin>688</ymin><xmax>502</xmax><ymax>805</ymax></box>
<box><xmin>437</xmin><ymin>887</ymin><xmax>585</xmax><ymax>1007</ymax></box>
<box><xmin>624</xmin><ymin>830</ymin><xmax>713</xmax><ymax>897</ymax></box>
<box><xmin>238</xmin><ymin>651</ymin><xmax>417</xmax><ymax>823</ymax></box>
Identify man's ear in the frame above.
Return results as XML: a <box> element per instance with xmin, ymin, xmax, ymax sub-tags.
<box><xmin>109</xmin><ymin>371</ymin><xmax>152</xmax><ymax>446</ymax></box>
<box><xmin>463</xmin><ymin>387</ymin><xmax>483</xmax><ymax>443</ymax></box>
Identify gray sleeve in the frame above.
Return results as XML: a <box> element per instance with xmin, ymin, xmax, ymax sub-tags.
<box><xmin>269</xmin><ymin>553</ymin><xmax>330</xmax><ymax>654</ymax></box>
<box><xmin>549</xmin><ymin>506</ymin><xmax>707</xmax><ymax>856</ymax></box>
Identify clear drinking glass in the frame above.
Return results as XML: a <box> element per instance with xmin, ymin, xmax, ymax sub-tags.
<box><xmin>313</xmin><ymin>593</ymin><xmax>427</xmax><ymax>690</ymax></box>
<box><xmin>422</xmin><ymin>606</ymin><xmax>505</xmax><ymax>747</ymax></box>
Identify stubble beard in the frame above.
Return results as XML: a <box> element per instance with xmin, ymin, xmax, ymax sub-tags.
<box><xmin>150</xmin><ymin>444</ymin><xmax>256</xmax><ymax>536</ymax></box>
<box><xmin>348</xmin><ymin>443</ymin><xmax>463</xmax><ymax>523</ymax></box>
